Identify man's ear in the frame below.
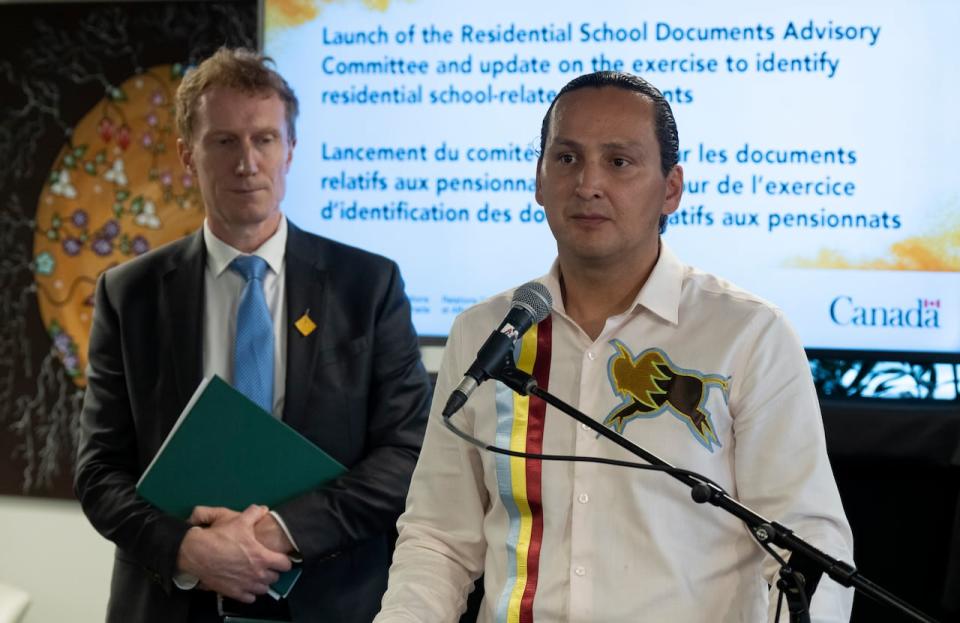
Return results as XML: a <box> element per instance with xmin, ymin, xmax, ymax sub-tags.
<box><xmin>661</xmin><ymin>164</ymin><xmax>683</xmax><ymax>216</ymax></box>
<box><xmin>177</xmin><ymin>138</ymin><xmax>194</xmax><ymax>173</ymax></box>
<box><xmin>535</xmin><ymin>157</ymin><xmax>544</xmax><ymax>206</ymax></box>
<box><xmin>285</xmin><ymin>137</ymin><xmax>296</xmax><ymax>171</ymax></box>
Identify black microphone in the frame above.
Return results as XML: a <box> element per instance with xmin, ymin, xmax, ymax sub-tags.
<box><xmin>442</xmin><ymin>282</ymin><xmax>552</xmax><ymax>418</ymax></box>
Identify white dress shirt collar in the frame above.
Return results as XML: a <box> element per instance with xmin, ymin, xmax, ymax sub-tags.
<box><xmin>202</xmin><ymin>216</ymin><xmax>288</xmax><ymax>276</ymax></box>
<box><xmin>541</xmin><ymin>239</ymin><xmax>683</xmax><ymax>327</ymax></box>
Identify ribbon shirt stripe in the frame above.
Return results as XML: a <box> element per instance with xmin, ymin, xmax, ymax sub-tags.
<box><xmin>493</xmin><ymin>316</ymin><xmax>552</xmax><ymax>623</ymax></box>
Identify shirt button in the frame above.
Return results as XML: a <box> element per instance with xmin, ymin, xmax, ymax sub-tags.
<box><xmin>574</xmin><ymin>566</ymin><xmax>586</xmax><ymax>577</ymax></box>
<box><xmin>581</xmin><ymin>423</ymin><xmax>590</xmax><ymax>431</ymax></box>
<box><xmin>578</xmin><ymin>493</ymin><xmax>589</xmax><ymax>504</ymax></box>
<box><xmin>586</xmin><ymin>351</ymin><xmax>596</xmax><ymax>361</ymax></box>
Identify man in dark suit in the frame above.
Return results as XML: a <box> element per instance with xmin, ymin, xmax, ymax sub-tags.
<box><xmin>75</xmin><ymin>47</ymin><xmax>431</xmax><ymax>623</ymax></box>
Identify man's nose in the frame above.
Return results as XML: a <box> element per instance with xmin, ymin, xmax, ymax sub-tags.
<box><xmin>235</xmin><ymin>142</ymin><xmax>259</xmax><ymax>176</ymax></box>
<box><xmin>575</xmin><ymin>160</ymin><xmax>605</xmax><ymax>200</ymax></box>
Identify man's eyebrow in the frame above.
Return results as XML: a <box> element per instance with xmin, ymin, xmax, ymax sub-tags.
<box><xmin>203</xmin><ymin>126</ymin><xmax>282</xmax><ymax>138</ymax></box>
<box><xmin>550</xmin><ymin>137</ymin><xmax>646</xmax><ymax>151</ymax></box>
<box><xmin>599</xmin><ymin>140</ymin><xmax>646</xmax><ymax>152</ymax></box>
<box><xmin>547</xmin><ymin>137</ymin><xmax>581</xmax><ymax>150</ymax></box>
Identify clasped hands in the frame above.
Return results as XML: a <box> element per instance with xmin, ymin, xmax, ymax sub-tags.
<box><xmin>176</xmin><ymin>504</ymin><xmax>296</xmax><ymax>603</ymax></box>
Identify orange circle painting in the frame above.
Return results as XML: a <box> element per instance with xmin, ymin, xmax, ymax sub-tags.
<box><xmin>32</xmin><ymin>65</ymin><xmax>204</xmax><ymax>387</ymax></box>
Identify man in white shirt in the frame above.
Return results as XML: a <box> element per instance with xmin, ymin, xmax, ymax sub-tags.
<box><xmin>374</xmin><ymin>72</ymin><xmax>854</xmax><ymax>622</ymax></box>
<box><xmin>75</xmin><ymin>48</ymin><xmax>431</xmax><ymax>623</ymax></box>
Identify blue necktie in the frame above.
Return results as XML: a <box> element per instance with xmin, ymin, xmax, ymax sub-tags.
<box><xmin>230</xmin><ymin>255</ymin><xmax>274</xmax><ymax>413</ymax></box>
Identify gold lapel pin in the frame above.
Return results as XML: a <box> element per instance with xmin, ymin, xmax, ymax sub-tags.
<box><xmin>295</xmin><ymin>310</ymin><xmax>317</xmax><ymax>336</ymax></box>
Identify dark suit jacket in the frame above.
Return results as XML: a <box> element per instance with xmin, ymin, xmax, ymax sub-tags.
<box><xmin>75</xmin><ymin>221</ymin><xmax>431</xmax><ymax>623</ymax></box>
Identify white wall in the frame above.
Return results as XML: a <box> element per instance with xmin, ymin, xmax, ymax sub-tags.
<box><xmin>0</xmin><ymin>496</ymin><xmax>112</xmax><ymax>623</ymax></box>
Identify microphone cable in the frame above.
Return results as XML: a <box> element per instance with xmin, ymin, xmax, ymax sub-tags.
<box><xmin>443</xmin><ymin>415</ymin><xmax>727</xmax><ymax>497</ymax></box>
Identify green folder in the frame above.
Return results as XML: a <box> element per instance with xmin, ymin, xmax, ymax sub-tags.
<box><xmin>136</xmin><ymin>375</ymin><xmax>346</xmax><ymax>598</ymax></box>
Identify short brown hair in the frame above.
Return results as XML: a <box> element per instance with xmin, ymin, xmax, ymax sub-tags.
<box><xmin>175</xmin><ymin>47</ymin><xmax>299</xmax><ymax>144</ymax></box>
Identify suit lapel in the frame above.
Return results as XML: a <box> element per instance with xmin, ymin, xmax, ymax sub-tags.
<box><xmin>283</xmin><ymin>222</ymin><xmax>328</xmax><ymax>428</ymax></box>
<box><xmin>160</xmin><ymin>230</ymin><xmax>205</xmax><ymax>412</ymax></box>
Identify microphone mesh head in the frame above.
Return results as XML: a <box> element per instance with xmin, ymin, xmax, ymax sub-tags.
<box><xmin>512</xmin><ymin>281</ymin><xmax>553</xmax><ymax>323</ymax></box>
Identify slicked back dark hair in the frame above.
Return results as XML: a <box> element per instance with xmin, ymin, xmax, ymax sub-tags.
<box><xmin>538</xmin><ymin>71</ymin><xmax>680</xmax><ymax>232</ymax></box>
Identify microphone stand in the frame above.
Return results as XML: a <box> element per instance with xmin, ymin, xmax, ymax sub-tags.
<box><xmin>494</xmin><ymin>365</ymin><xmax>939</xmax><ymax>623</ymax></box>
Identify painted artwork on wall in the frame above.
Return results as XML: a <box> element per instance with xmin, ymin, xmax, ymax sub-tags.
<box><xmin>0</xmin><ymin>0</ymin><xmax>255</xmax><ymax>498</ymax></box>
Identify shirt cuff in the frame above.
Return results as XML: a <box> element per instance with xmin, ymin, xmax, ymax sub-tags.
<box><xmin>173</xmin><ymin>571</ymin><xmax>199</xmax><ymax>590</ymax></box>
<box><xmin>270</xmin><ymin>510</ymin><xmax>303</xmax><ymax>562</ymax></box>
